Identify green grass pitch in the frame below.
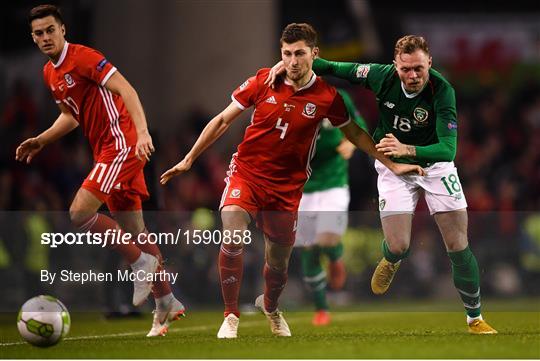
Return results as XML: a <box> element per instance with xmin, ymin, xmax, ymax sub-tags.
<box><xmin>1</xmin><ymin>300</ymin><xmax>539</xmax><ymax>359</ymax></box>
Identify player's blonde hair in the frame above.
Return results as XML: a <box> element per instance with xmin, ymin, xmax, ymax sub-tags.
<box><xmin>394</xmin><ymin>35</ymin><xmax>430</xmax><ymax>58</ymax></box>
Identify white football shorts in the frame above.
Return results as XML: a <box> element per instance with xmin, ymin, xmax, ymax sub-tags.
<box><xmin>295</xmin><ymin>186</ymin><xmax>350</xmax><ymax>247</ymax></box>
<box><xmin>374</xmin><ymin>160</ymin><xmax>468</xmax><ymax>218</ymax></box>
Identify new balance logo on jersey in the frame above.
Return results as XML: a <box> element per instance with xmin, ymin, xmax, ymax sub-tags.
<box><xmin>384</xmin><ymin>101</ymin><xmax>395</xmax><ymax>109</ymax></box>
<box><xmin>222</xmin><ymin>276</ymin><xmax>238</xmax><ymax>285</ymax></box>
<box><xmin>265</xmin><ymin>96</ymin><xmax>277</xmax><ymax>104</ymax></box>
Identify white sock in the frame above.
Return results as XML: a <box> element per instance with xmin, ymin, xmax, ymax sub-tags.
<box><xmin>467</xmin><ymin>314</ymin><xmax>483</xmax><ymax>325</ymax></box>
<box><xmin>156</xmin><ymin>293</ymin><xmax>174</xmax><ymax>311</ymax></box>
<box><xmin>130</xmin><ymin>252</ymin><xmax>147</xmax><ymax>270</ymax></box>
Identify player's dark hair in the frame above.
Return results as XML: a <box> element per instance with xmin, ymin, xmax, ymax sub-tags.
<box><xmin>280</xmin><ymin>23</ymin><xmax>318</xmax><ymax>48</ymax></box>
<box><xmin>394</xmin><ymin>35</ymin><xmax>430</xmax><ymax>58</ymax></box>
<box><xmin>29</xmin><ymin>4</ymin><xmax>64</xmax><ymax>27</ymax></box>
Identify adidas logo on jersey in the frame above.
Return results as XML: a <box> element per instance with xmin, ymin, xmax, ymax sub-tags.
<box><xmin>265</xmin><ymin>96</ymin><xmax>277</xmax><ymax>104</ymax></box>
<box><xmin>113</xmin><ymin>183</ymin><xmax>121</xmax><ymax>190</ymax></box>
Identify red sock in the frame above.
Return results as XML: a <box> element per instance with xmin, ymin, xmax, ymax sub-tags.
<box><xmin>136</xmin><ymin>230</ymin><xmax>172</xmax><ymax>298</ymax></box>
<box><xmin>218</xmin><ymin>244</ymin><xmax>243</xmax><ymax>317</ymax></box>
<box><xmin>263</xmin><ymin>263</ymin><xmax>288</xmax><ymax>313</ymax></box>
<box><xmin>78</xmin><ymin>214</ymin><xmax>141</xmax><ymax>263</ymax></box>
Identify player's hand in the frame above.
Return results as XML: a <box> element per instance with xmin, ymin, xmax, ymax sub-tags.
<box><xmin>336</xmin><ymin>139</ymin><xmax>356</xmax><ymax>160</ymax></box>
<box><xmin>135</xmin><ymin>130</ymin><xmax>155</xmax><ymax>161</ymax></box>
<box><xmin>391</xmin><ymin>163</ymin><xmax>426</xmax><ymax>176</ymax></box>
<box><xmin>15</xmin><ymin>137</ymin><xmax>44</xmax><ymax>164</ymax></box>
<box><xmin>160</xmin><ymin>158</ymin><xmax>192</xmax><ymax>185</ymax></box>
<box><xmin>375</xmin><ymin>133</ymin><xmax>415</xmax><ymax>158</ymax></box>
<box><xmin>264</xmin><ymin>60</ymin><xmax>285</xmax><ymax>89</ymax></box>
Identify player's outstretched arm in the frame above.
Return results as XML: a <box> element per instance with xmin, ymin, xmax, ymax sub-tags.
<box><xmin>104</xmin><ymin>71</ymin><xmax>154</xmax><ymax>161</ymax></box>
<box><xmin>376</xmin><ymin>133</ymin><xmax>456</xmax><ymax>162</ymax></box>
<box><xmin>15</xmin><ymin>104</ymin><xmax>78</xmax><ymax>164</ymax></box>
<box><xmin>160</xmin><ymin>102</ymin><xmax>243</xmax><ymax>185</ymax></box>
<box><xmin>340</xmin><ymin>121</ymin><xmax>425</xmax><ymax>176</ymax></box>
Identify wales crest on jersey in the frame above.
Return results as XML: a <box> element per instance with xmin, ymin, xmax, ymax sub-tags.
<box><xmin>302</xmin><ymin>102</ymin><xmax>317</xmax><ymax>118</ymax></box>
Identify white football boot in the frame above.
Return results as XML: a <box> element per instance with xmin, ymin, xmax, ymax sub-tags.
<box><xmin>131</xmin><ymin>252</ymin><xmax>159</xmax><ymax>306</ymax></box>
<box><xmin>217</xmin><ymin>313</ymin><xmax>240</xmax><ymax>339</ymax></box>
<box><xmin>254</xmin><ymin>294</ymin><xmax>291</xmax><ymax>336</ymax></box>
<box><xmin>147</xmin><ymin>298</ymin><xmax>186</xmax><ymax>337</ymax></box>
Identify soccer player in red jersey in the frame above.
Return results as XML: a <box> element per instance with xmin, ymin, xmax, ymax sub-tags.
<box><xmin>15</xmin><ymin>5</ymin><xmax>184</xmax><ymax>337</ymax></box>
<box><xmin>161</xmin><ymin>23</ymin><xmax>424</xmax><ymax>338</ymax></box>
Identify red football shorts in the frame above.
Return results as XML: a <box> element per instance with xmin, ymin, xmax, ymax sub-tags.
<box><xmin>219</xmin><ymin>174</ymin><xmax>300</xmax><ymax>246</ymax></box>
<box><xmin>81</xmin><ymin>147</ymin><xmax>149</xmax><ymax>211</ymax></box>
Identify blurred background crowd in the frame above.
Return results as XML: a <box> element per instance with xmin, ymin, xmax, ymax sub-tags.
<box><xmin>1</xmin><ymin>0</ymin><xmax>539</xmax><ymax>314</ymax></box>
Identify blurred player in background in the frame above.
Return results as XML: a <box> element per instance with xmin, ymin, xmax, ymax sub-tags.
<box><xmin>267</xmin><ymin>35</ymin><xmax>496</xmax><ymax>334</ymax></box>
<box><xmin>161</xmin><ymin>23</ymin><xmax>424</xmax><ymax>339</ymax></box>
<box><xmin>16</xmin><ymin>4</ymin><xmax>184</xmax><ymax>337</ymax></box>
<box><xmin>295</xmin><ymin>88</ymin><xmax>368</xmax><ymax>326</ymax></box>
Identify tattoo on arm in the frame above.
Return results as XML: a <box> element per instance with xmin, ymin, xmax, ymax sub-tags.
<box><xmin>406</xmin><ymin>145</ymin><xmax>416</xmax><ymax>157</ymax></box>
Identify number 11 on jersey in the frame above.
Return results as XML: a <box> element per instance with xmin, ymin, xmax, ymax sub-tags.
<box><xmin>275</xmin><ymin>118</ymin><xmax>289</xmax><ymax>139</ymax></box>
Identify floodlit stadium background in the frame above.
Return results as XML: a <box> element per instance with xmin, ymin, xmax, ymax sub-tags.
<box><xmin>1</xmin><ymin>0</ymin><xmax>539</xmax><ymax>314</ymax></box>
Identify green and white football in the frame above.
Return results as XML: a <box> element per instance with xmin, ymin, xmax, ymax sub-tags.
<box><xmin>17</xmin><ymin>295</ymin><xmax>71</xmax><ymax>347</ymax></box>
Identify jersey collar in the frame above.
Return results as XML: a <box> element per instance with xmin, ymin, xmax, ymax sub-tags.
<box><xmin>52</xmin><ymin>41</ymin><xmax>69</xmax><ymax>69</ymax></box>
<box><xmin>400</xmin><ymin>75</ymin><xmax>429</xmax><ymax>99</ymax></box>
<box><xmin>284</xmin><ymin>71</ymin><xmax>317</xmax><ymax>91</ymax></box>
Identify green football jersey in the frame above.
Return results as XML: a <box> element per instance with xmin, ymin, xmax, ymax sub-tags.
<box><xmin>303</xmin><ymin>89</ymin><xmax>368</xmax><ymax>193</ymax></box>
<box><xmin>313</xmin><ymin>58</ymin><xmax>458</xmax><ymax>167</ymax></box>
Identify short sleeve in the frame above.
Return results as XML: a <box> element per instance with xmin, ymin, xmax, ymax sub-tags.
<box><xmin>326</xmin><ymin>92</ymin><xmax>350</xmax><ymax>128</ymax></box>
<box><xmin>77</xmin><ymin>47</ymin><xmax>117</xmax><ymax>86</ymax></box>
<box><xmin>231</xmin><ymin>75</ymin><xmax>258</xmax><ymax>110</ymax></box>
<box><xmin>43</xmin><ymin>65</ymin><xmax>61</xmax><ymax>104</ymax></box>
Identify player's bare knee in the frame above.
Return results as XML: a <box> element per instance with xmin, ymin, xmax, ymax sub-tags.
<box><xmin>221</xmin><ymin>205</ymin><xmax>250</xmax><ymax>231</ymax></box>
<box><xmin>387</xmin><ymin>239</ymin><xmax>409</xmax><ymax>255</ymax></box>
<box><xmin>316</xmin><ymin>233</ymin><xmax>340</xmax><ymax>247</ymax></box>
<box><xmin>68</xmin><ymin>202</ymin><xmax>93</xmax><ymax>228</ymax></box>
<box><xmin>445</xmin><ymin>237</ymin><xmax>468</xmax><ymax>252</ymax></box>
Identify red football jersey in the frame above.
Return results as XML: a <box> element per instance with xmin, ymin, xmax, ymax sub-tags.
<box><xmin>43</xmin><ymin>42</ymin><xmax>137</xmax><ymax>159</ymax></box>
<box><xmin>230</xmin><ymin>68</ymin><xmax>350</xmax><ymax>193</ymax></box>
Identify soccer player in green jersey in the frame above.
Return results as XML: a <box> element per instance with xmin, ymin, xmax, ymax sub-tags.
<box><xmin>267</xmin><ymin>35</ymin><xmax>497</xmax><ymax>334</ymax></box>
<box><xmin>296</xmin><ymin>89</ymin><xmax>368</xmax><ymax>326</ymax></box>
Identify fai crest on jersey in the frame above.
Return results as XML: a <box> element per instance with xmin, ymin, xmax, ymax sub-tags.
<box><xmin>64</xmin><ymin>73</ymin><xmax>76</xmax><ymax>88</ymax></box>
<box><xmin>413</xmin><ymin>107</ymin><xmax>428</xmax><ymax>124</ymax></box>
<box><xmin>355</xmin><ymin>65</ymin><xmax>370</xmax><ymax>78</ymax></box>
<box><xmin>230</xmin><ymin>188</ymin><xmax>241</xmax><ymax>198</ymax></box>
<box><xmin>302</xmin><ymin>102</ymin><xmax>317</xmax><ymax>118</ymax></box>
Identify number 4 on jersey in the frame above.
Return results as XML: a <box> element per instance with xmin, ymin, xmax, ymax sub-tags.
<box><xmin>275</xmin><ymin>118</ymin><xmax>289</xmax><ymax>139</ymax></box>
